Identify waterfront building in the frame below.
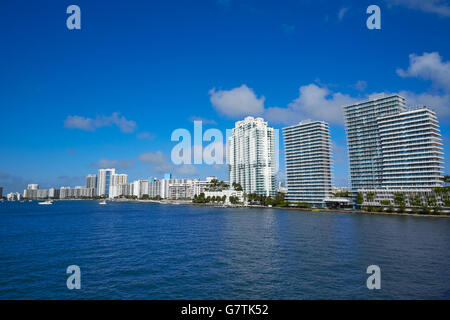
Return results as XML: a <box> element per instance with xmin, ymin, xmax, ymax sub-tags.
<box><xmin>344</xmin><ymin>94</ymin><xmax>407</xmax><ymax>192</ymax></box>
<box><xmin>0</xmin><ymin>186</ymin><xmax>3</xmax><ymax>198</ymax></box>
<box><xmin>7</xmin><ymin>192</ymin><xmax>21</xmax><ymax>201</ymax></box>
<box><xmin>148</xmin><ymin>178</ymin><xmax>162</xmax><ymax>198</ymax></box>
<box><xmin>228</xmin><ymin>116</ymin><xmax>276</xmax><ymax>196</ymax></box>
<box><xmin>167</xmin><ymin>179</ymin><xmax>194</xmax><ymax>199</ymax></box>
<box><xmin>283</xmin><ymin>120</ymin><xmax>332</xmax><ymax>207</ymax></box>
<box><xmin>48</xmin><ymin>188</ymin><xmax>60</xmax><ymax>199</ymax></box>
<box><xmin>378</xmin><ymin>107</ymin><xmax>443</xmax><ymax>189</ymax></box>
<box><xmin>97</xmin><ymin>168</ymin><xmax>116</xmax><ymax>196</ymax></box>
<box><xmin>86</xmin><ymin>174</ymin><xmax>97</xmax><ymax>190</ymax></box>
<box><xmin>59</xmin><ymin>186</ymin><xmax>95</xmax><ymax>199</ymax></box>
<box><xmin>23</xmin><ymin>184</ymin><xmax>48</xmax><ymax>199</ymax></box>
<box><xmin>344</xmin><ymin>94</ymin><xmax>444</xmax><ymax>205</ymax></box>
<box><xmin>111</xmin><ymin>174</ymin><xmax>128</xmax><ymax>186</ymax></box>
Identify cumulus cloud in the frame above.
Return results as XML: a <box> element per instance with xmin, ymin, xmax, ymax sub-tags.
<box><xmin>395</xmin><ymin>52</ymin><xmax>450</xmax><ymax>119</ymax></box>
<box><xmin>91</xmin><ymin>158</ymin><xmax>135</xmax><ymax>169</ymax></box>
<box><xmin>397</xmin><ymin>52</ymin><xmax>450</xmax><ymax>92</ymax></box>
<box><xmin>398</xmin><ymin>90</ymin><xmax>450</xmax><ymax>118</ymax></box>
<box><xmin>209</xmin><ymin>85</ymin><xmax>265</xmax><ymax>118</ymax></box>
<box><xmin>387</xmin><ymin>0</ymin><xmax>450</xmax><ymax>17</ymax></box>
<box><xmin>64</xmin><ymin>112</ymin><xmax>137</xmax><ymax>133</ymax></box>
<box><xmin>138</xmin><ymin>151</ymin><xmax>198</xmax><ymax>176</ymax></box>
<box><xmin>264</xmin><ymin>84</ymin><xmax>359</xmax><ymax>125</ymax></box>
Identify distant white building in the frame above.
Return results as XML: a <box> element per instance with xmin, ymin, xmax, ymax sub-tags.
<box><xmin>23</xmin><ymin>184</ymin><xmax>47</xmax><ymax>199</ymax></box>
<box><xmin>228</xmin><ymin>116</ymin><xmax>276</xmax><ymax>196</ymax></box>
<box><xmin>59</xmin><ymin>186</ymin><xmax>95</xmax><ymax>199</ymax></box>
<box><xmin>86</xmin><ymin>174</ymin><xmax>97</xmax><ymax>190</ymax></box>
<box><xmin>7</xmin><ymin>192</ymin><xmax>21</xmax><ymax>201</ymax></box>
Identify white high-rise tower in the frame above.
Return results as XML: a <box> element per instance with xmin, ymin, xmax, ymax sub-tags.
<box><xmin>228</xmin><ymin>116</ymin><xmax>276</xmax><ymax>196</ymax></box>
<box><xmin>97</xmin><ymin>168</ymin><xmax>116</xmax><ymax>196</ymax></box>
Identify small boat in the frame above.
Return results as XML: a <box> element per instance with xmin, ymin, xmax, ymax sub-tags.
<box><xmin>38</xmin><ymin>200</ymin><xmax>53</xmax><ymax>205</ymax></box>
<box><xmin>99</xmin><ymin>200</ymin><xmax>107</xmax><ymax>205</ymax></box>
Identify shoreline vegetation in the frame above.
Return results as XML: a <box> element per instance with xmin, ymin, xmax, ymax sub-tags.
<box><xmin>13</xmin><ymin>197</ymin><xmax>448</xmax><ymax>218</ymax></box>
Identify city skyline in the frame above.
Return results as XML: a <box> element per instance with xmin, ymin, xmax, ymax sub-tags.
<box><xmin>1</xmin><ymin>1</ymin><xmax>450</xmax><ymax>194</ymax></box>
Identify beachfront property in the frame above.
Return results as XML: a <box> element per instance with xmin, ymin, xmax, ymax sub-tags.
<box><xmin>283</xmin><ymin>120</ymin><xmax>332</xmax><ymax>207</ymax></box>
<box><xmin>227</xmin><ymin>116</ymin><xmax>276</xmax><ymax>197</ymax></box>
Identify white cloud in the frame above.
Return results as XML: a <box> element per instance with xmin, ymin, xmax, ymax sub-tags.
<box><xmin>138</xmin><ymin>151</ymin><xmax>199</xmax><ymax>176</ymax></box>
<box><xmin>397</xmin><ymin>52</ymin><xmax>450</xmax><ymax>92</ymax></box>
<box><xmin>395</xmin><ymin>52</ymin><xmax>450</xmax><ymax>120</ymax></box>
<box><xmin>398</xmin><ymin>90</ymin><xmax>450</xmax><ymax>118</ymax></box>
<box><xmin>209</xmin><ymin>85</ymin><xmax>265</xmax><ymax>118</ymax></box>
<box><xmin>64</xmin><ymin>112</ymin><xmax>137</xmax><ymax>133</ymax></box>
<box><xmin>387</xmin><ymin>0</ymin><xmax>450</xmax><ymax>17</ymax></box>
<box><xmin>91</xmin><ymin>158</ymin><xmax>135</xmax><ymax>169</ymax></box>
<box><xmin>264</xmin><ymin>84</ymin><xmax>359</xmax><ymax>125</ymax></box>
<box><xmin>338</xmin><ymin>7</ymin><xmax>349</xmax><ymax>20</ymax></box>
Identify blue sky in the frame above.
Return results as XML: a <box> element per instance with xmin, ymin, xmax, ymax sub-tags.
<box><xmin>1</xmin><ymin>0</ymin><xmax>450</xmax><ymax>193</ymax></box>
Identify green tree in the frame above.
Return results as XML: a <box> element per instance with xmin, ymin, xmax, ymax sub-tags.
<box><xmin>357</xmin><ymin>192</ymin><xmax>364</xmax><ymax>204</ymax></box>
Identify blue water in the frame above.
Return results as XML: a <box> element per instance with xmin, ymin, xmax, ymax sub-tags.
<box><xmin>0</xmin><ymin>201</ymin><xmax>449</xmax><ymax>299</ymax></box>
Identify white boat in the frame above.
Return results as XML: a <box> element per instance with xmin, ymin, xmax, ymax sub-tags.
<box><xmin>38</xmin><ymin>200</ymin><xmax>53</xmax><ymax>205</ymax></box>
<box><xmin>99</xmin><ymin>200</ymin><xmax>107</xmax><ymax>205</ymax></box>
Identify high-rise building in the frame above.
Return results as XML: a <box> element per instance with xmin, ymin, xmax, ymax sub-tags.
<box><xmin>378</xmin><ymin>107</ymin><xmax>443</xmax><ymax>189</ymax></box>
<box><xmin>111</xmin><ymin>173</ymin><xmax>128</xmax><ymax>186</ymax></box>
<box><xmin>283</xmin><ymin>120</ymin><xmax>332</xmax><ymax>207</ymax></box>
<box><xmin>344</xmin><ymin>94</ymin><xmax>443</xmax><ymax>193</ymax></box>
<box><xmin>0</xmin><ymin>187</ymin><xmax>3</xmax><ymax>198</ymax></box>
<box><xmin>86</xmin><ymin>174</ymin><xmax>97</xmax><ymax>189</ymax></box>
<box><xmin>97</xmin><ymin>168</ymin><xmax>116</xmax><ymax>196</ymax></box>
<box><xmin>344</xmin><ymin>94</ymin><xmax>407</xmax><ymax>192</ymax></box>
<box><xmin>228</xmin><ymin>116</ymin><xmax>276</xmax><ymax>196</ymax></box>
<box><xmin>27</xmin><ymin>184</ymin><xmax>39</xmax><ymax>190</ymax></box>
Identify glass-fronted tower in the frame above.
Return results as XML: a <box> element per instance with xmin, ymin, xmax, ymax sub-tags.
<box><xmin>378</xmin><ymin>107</ymin><xmax>443</xmax><ymax>189</ymax></box>
<box><xmin>97</xmin><ymin>169</ymin><xmax>116</xmax><ymax>196</ymax></box>
<box><xmin>283</xmin><ymin>120</ymin><xmax>332</xmax><ymax>207</ymax></box>
<box><xmin>343</xmin><ymin>94</ymin><xmax>407</xmax><ymax>192</ymax></box>
<box><xmin>344</xmin><ymin>94</ymin><xmax>443</xmax><ymax>193</ymax></box>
